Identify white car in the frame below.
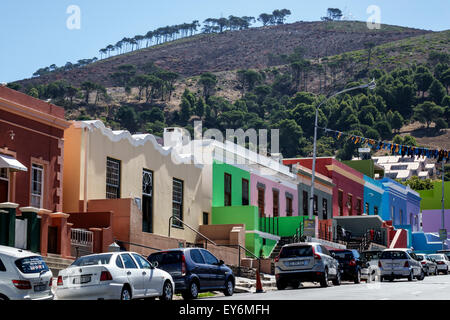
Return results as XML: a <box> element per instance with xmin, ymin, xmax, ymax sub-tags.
<box><xmin>0</xmin><ymin>245</ymin><xmax>54</xmax><ymax>300</ymax></box>
<box><xmin>428</xmin><ymin>254</ymin><xmax>450</xmax><ymax>275</ymax></box>
<box><xmin>55</xmin><ymin>252</ymin><xmax>174</xmax><ymax>300</ymax></box>
<box><xmin>360</xmin><ymin>250</ymin><xmax>382</xmax><ymax>282</ymax></box>
<box><xmin>379</xmin><ymin>249</ymin><xmax>424</xmax><ymax>282</ymax></box>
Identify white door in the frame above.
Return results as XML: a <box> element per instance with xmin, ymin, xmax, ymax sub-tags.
<box><xmin>15</xmin><ymin>218</ymin><xmax>27</xmax><ymax>249</ymax></box>
<box><xmin>132</xmin><ymin>253</ymin><xmax>163</xmax><ymax>297</ymax></box>
<box><xmin>120</xmin><ymin>253</ymin><xmax>144</xmax><ymax>298</ymax></box>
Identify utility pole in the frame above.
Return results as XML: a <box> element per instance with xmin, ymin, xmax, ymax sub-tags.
<box><xmin>441</xmin><ymin>161</ymin><xmax>446</xmax><ymax>250</ymax></box>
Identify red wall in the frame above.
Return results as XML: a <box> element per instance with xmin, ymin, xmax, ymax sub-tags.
<box><xmin>283</xmin><ymin>158</ymin><xmax>364</xmax><ymax>217</ymax></box>
<box><xmin>0</xmin><ymin>88</ymin><xmax>65</xmax><ymax>212</ymax></box>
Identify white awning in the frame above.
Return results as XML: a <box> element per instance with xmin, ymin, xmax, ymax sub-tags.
<box><xmin>0</xmin><ymin>154</ymin><xmax>27</xmax><ymax>172</ymax></box>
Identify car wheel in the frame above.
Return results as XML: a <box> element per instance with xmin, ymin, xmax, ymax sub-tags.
<box><xmin>408</xmin><ymin>270</ymin><xmax>414</xmax><ymax>282</ymax></box>
<box><xmin>182</xmin><ymin>281</ymin><xmax>199</xmax><ymax>300</ymax></box>
<box><xmin>389</xmin><ymin>277</ymin><xmax>394</xmax><ymax>282</ymax></box>
<box><xmin>332</xmin><ymin>271</ymin><xmax>341</xmax><ymax>286</ymax></box>
<box><xmin>276</xmin><ymin>279</ymin><xmax>287</xmax><ymax>290</ymax></box>
<box><xmin>445</xmin><ymin>268</ymin><xmax>449</xmax><ymax>275</ymax></box>
<box><xmin>121</xmin><ymin>286</ymin><xmax>132</xmax><ymax>301</ymax></box>
<box><xmin>159</xmin><ymin>281</ymin><xmax>173</xmax><ymax>301</ymax></box>
<box><xmin>418</xmin><ymin>269</ymin><xmax>425</xmax><ymax>281</ymax></box>
<box><xmin>425</xmin><ymin>267</ymin><xmax>430</xmax><ymax>277</ymax></box>
<box><xmin>223</xmin><ymin>278</ymin><xmax>234</xmax><ymax>296</ymax></box>
<box><xmin>354</xmin><ymin>269</ymin><xmax>361</xmax><ymax>284</ymax></box>
<box><xmin>320</xmin><ymin>269</ymin><xmax>329</xmax><ymax>288</ymax></box>
<box><xmin>434</xmin><ymin>268</ymin><xmax>438</xmax><ymax>276</ymax></box>
<box><xmin>290</xmin><ymin>280</ymin><xmax>301</xmax><ymax>289</ymax></box>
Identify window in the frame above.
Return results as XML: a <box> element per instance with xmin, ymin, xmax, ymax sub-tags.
<box><xmin>115</xmin><ymin>256</ymin><xmax>124</xmax><ymax>269</ymax></box>
<box><xmin>365</xmin><ymin>203</ymin><xmax>370</xmax><ymax>215</ymax></box>
<box><xmin>399</xmin><ymin>209</ymin><xmax>404</xmax><ymax>224</ymax></box>
<box><xmin>242</xmin><ymin>179</ymin><xmax>249</xmax><ymax>206</ymax></box>
<box><xmin>286</xmin><ymin>196</ymin><xmax>293</xmax><ymax>217</ymax></box>
<box><xmin>321</xmin><ymin>246</ymin><xmax>331</xmax><ymax>256</ymax></box>
<box><xmin>224</xmin><ymin>173</ymin><xmax>232</xmax><ymax>206</ymax></box>
<box><xmin>190</xmin><ymin>249</ymin><xmax>205</xmax><ymax>264</ymax></box>
<box><xmin>0</xmin><ymin>258</ymin><xmax>5</xmax><ymax>272</ymax></box>
<box><xmin>347</xmin><ymin>194</ymin><xmax>353</xmax><ymax>216</ymax></box>
<box><xmin>14</xmin><ymin>256</ymin><xmax>49</xmax><ymax>274</ymax></box>
<box><xmin>0</xmin><ymin>168</ymin><xmax>7</xmax><ymax>180</ymax></box>
<box><xmin>31</xmin><ymin>164</ymin><xmax>44</xmax><ymax>208</ymax></box>
<box><xmin>203</xmin><ymin>212</ymin><xmax>209</xmax><ymax>225</ymax></box>
<box><xmin>71</xmin><ymin>254</ymin><xmax>113</xmax><ymax>266</ymax></box>
<box><xmin>106</xmin><ymin>158</ymin><xmax>121</xmax><ymax>199</ymax></box>
<box><xmin>313</xmin><ymin>195</ymin><xmax>318</xmax><ymax>216</ymax></box>
<box><xmin>322</xmin><ymin>198</ymin><xmax>328</xmax><ymax>220</ymax></box>
<box><xmin>374</xmin><ymin>206</ymin><xmax>379</xmax><ymax>215</ymax></box>
<box><xmin>142</xmin><ymin>169</ymin><xmax>153</xmax><ymax>233</ymax></box>
<box><xmin>121</xmin><ymin>254</ymin><xmax>138</xmax><ymax>269</ymax></box>
<box><xmin>257</xmin><ymin>187</ymin><xmax>265</xmax><ymax>218</ymax></box>
<box><xmin>201</xmin><ymin>250</ymin><xmax>219</xmax><ymax>265</ymax></box>
<box><xmin>391</xmin><ymin>206</ymin><xmax>395</xmax><ymax>221</ymax></box>
<box><xmin>172</xmin><ymin>178</ymin><xmax>184</xmax><ymax>228</ymax></box>
<box><xmin>273</xmin><ymin>189</ymin><xmax>279</xmax><ymax>217</ymax></box>
<box><xmin>356</xmin><ymin>198</ymin><xmax>362</xmax><ymax>216</ymax></box>
<box><xmin>338</xmin><ymin>190</ymin><xmax>344</xmax><ymax>216</ymax></box>
<box><xmin>132</xmin><ymin>254</ymin><xmax>151</xmax><ymax>269</ymax></box>
<box><xmin>303</xmin><ymin>191</ymin><xmax>308</xmax><ymax>216</ymax></box>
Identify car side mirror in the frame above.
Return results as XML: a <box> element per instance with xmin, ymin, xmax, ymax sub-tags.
<box><xmin>331</xmin><ymin>253</ymin><xmax>336</xmax><ymax>258</ymax></box>
<box><xmin>151</xmin><ymin>261</ymin><xmax>158</xmax><ymax>269</ymax></box>
<box><xmin>218</xmin><ymin>260</ymin><xmax>225</xmax><ymax>266</ymax></box>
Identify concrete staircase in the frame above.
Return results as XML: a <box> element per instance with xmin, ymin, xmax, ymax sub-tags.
<box><xmin>43</xmin><ymin>254</ymin><xmax>74</xmax><ymax>277</ymax></box>
<box><xmin>269</xmin><ymin>236</ymin><xmax>295</xmax><ymax>275</ymax></box>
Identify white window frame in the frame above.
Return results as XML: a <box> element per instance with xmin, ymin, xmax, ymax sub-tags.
<box><xmin>30</xmin><ymin>163</ymin><xmax>44</xmax><ymax>208</ymax></box>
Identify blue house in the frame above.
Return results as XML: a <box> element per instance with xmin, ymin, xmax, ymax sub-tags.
<box><xmin>380</xmin><ymin>177</ymin><xmax>409</xmax><ymax>225</ymax></box>
<box><xmin>364</xmin><ymin>176</ymin><xmax>384</xmax><ymax>217</ymax></box>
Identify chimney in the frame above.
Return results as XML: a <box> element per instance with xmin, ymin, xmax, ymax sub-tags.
<box><xmin>163</xmin><ymin>127</ymin><xmax>191</xmax><ymax>148</ymax></box>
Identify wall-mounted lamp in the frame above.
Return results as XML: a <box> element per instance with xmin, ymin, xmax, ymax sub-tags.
<box><xmin>8</xmin><ymin>130</ymin><xmax>15</xmax><ymax>140</ymax></box>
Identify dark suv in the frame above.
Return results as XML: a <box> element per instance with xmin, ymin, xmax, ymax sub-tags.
<box><xmin>147</xmin><ymin>248</ymin><xmax>235</xmax><ymax>300</ymax></box>
<box><xmin>330</xmin><ymin>249</ymin><xmax>363</xmax><ymax>284</ymax></box>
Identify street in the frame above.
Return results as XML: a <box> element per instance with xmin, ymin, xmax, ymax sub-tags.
<box><xmin>207</xmin><ymin>275</ymin><xmax>450</xmax><ymax>300</ymax></box>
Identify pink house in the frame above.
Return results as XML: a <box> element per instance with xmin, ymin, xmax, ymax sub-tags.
<box><xmin>250</xmin><ymin>173</ymin><xmax>298</xmax><ymax>218</ymax></box>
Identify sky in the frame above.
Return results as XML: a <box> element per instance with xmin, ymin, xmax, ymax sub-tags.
<box><xmin>0</xmin><ymin>0</ymin><xmax>449</xmax><ymax>83</ymax></box>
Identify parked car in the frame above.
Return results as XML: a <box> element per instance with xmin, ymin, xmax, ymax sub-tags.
<box><xmin>379</xmin><ymin>249</ymin><xmax>425</xmax><ymax>282</ymax></box>
<box><xmin>274</xmin><ymin>242</ymin><xmax>341</xmax><ymax>289</ymax></box>
<box><xmin>330</xmin><ymin>249</ymin><xmax>363</xmax><ymax>284</ymax></box>
<box><xmin>359</xmin><ymin>250</ymin><xmax>382</xmax><ymax>282</ymax></box>
<box><xmin>55</xmin><ymin>252</ymin><xmax>174</xmax><ymax>300</ymax></box>
<box><xmin>437</xmin><ymin>250</ymin><xmax>450</xmax><ymax>261</ymax></box>
<box><xmin>428</xmin><ymin>254</ymin><xmax>450</xmax><ymax>275</ymax></box>
<box><xmin>147</xmin><ymin>248</ymin><xmax>235</xmax><ymax>300</ymax></box>
<box><xmin>415</xmin><ymin>254</ymin><xmax>438</xmax><ymax>276</ymax></box>
<box><xmin>0</xmin><ymin>245</ymin><xmax>53</xmax><ymax>300</ymax></box>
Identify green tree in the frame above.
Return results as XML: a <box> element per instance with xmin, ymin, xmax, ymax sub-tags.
<box><xmin>198</xmin><ymin>72</ymin><xmax>218</xmax><ymax>100</ymax></box>
<box><xmin>413</xmin><ymin>101</ymin><xmax>445</xmax><ymax>129</ymax></box>
<box><xmin>390</xmin><ymin>111</ymin><xmax>404</xmax><ymax>133</ymax></box>
<box><xmin>116</xmin><ymin>106</ymin><xmax>138</xmax><ymax>132</ymax></box>
<box><xmin>413</xmin><ymin>66</ymin><xmax>434</xmax><ymax>98</ymax></box>
<box><xmin>81</xmin><ymin>81</ymin><xmax>97</xmax><ymax>104</ymax></box>
<box><xmin>429</xmin><ymin>79</ymin><xmax>446</xmax><ymax>104</ymax></box>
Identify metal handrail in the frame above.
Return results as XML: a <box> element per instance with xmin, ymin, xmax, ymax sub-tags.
<box><xmin>114</xmin><ymin>238</ymin><xmax>162</xmax><ymax>253</ymax></box>
<box><xmin>217</xmin><ymin>244</ymin><xmax>262</xmax><ymax>276</ymax></box>
<box><xmin>168</xmin><ymin>215</ymin><xmax>217</xmax><ymax>249</ymax></box>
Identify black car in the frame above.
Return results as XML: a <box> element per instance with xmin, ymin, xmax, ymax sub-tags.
<box><xmin>330</xmin><ymin>249</ymin><xmax>363</xmax><ymax>284</ymax></box>
<box><xmin>147</xmin><ymin>248</ymin><xmax>235</xmax><ymax>300</ymax></box>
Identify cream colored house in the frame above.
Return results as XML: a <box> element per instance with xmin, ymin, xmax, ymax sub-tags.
<box><xmin>63</xmin><ymin>120</ymin><xmax>212</xmax><ymax>245</ymax></box>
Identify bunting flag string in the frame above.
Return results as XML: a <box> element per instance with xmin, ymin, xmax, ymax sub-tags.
<box><xmin>320</xmin><ymin>126</ymin><xmax>450</xmax><ymax>163</ymax></box>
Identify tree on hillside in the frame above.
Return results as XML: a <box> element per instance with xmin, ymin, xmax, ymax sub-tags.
<box><xmin>414</xmin><ymin>66</ymin><xmax>434</xmax><ymax>98</ymax></box>
<box><xmin>390</xmin><ymin>111</ymin><xmax>404</xmax><ymax>133</ymax></box>
<box><xmin>272</xmin><ymin>9</ymin><xmax>291</xmax><ymax>25</ymax></box>
<box><xmin>237</xmin><ymin>69</ymin><xmax>262</xmax><ymax>96</ymax></box>
<box><xmin>198</xmin><ymin>73</ymin><xmax>218</xmax><ymax>100</ymax></box>
<box><xmin>116</xmin><ymin>106</ymin><xmax>138</xmax><ymax>133</ymax></box>
<box><xmin>429</xmin><ymin>79</ymin><xmax>446</xmax><ymax>104</ymax></box>
<box><xmin>321</xmin><ymin>8</ymin><xmax>343</xmax><ymax>21</ymax></box>
<box><xmin>364</xmin><ymin>41</ymin><xmax>376</xmax><ymax>70</ymax></box>
<box><xmin>81</xmin><ymin>81</ymin><xmax>97</xmax><ymax>104</ymax></box>
<box><xmin>258</xmin><ymin>13</ymin><xmax>274</xmax><ymax>26</ymax></box>
<box><xmin>413</xmin><ymin>101</ymin><xmax>445</xmax><ymax>129</ymax></box>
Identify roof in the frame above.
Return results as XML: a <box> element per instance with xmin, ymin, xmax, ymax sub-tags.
<box><xmin>0</xmin><ymin>245</ymin><xmax>39</xmax><ymax>258</ymax></box>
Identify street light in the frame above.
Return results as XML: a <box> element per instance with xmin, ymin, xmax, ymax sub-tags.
<box><xmin>309</xmin><ymin>79</ymin><xmax>376</xmax><ymax>220</ymax></box>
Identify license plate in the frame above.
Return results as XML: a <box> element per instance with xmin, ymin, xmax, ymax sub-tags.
<box><xmin>289</xmin><ymin>261</ymin><xmax>306</xmax><ymax>266</ymax></box>
<box><xmin>73</xmin><ymin>275</ymin><xmax>91</xmax><ymax>284</ymax></box>
<box><xmin>34</xmin><ymin>284</ymin><xmax>47</xmax><ymax>292</ymax></box>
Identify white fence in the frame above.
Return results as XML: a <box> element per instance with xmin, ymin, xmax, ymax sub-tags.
<box><xmin>70</xmin><ymin>229</ymin><xmax>93</xmax><ymax>256</ymax></box>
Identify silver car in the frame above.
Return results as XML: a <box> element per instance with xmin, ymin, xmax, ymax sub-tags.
<box><xmin>428</xmin><ymin>254</ymin><xmax>450</xmax><ymax>274</ymax></box>
<box><xmin>274</xmin><ymin>242</ymin><xmax>341</xmax><ymax>289</ymax></box>
<box><xmin>360</xmin><ymin>250</ymin><xmax>382</xmax><ymax>282</ymax></box>
<box><xmin>379</xmin><ymin>249</ymin><xmax>425</xmax><ymax>282</ymax></box>
<box><xmin>416</xmin><ymin>254</ymin><xmax>438</xmax><ymax>276</ymax></box>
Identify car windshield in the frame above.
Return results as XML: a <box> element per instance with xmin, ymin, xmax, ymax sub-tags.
<box><xmin>15</xmin><ymin>256</ymin><xmax>49</xmax><ymax>274</ymax></box>
<box><xmin>429</xmin><ymin>255</ymin><xmax>444</xmax><ymax>261</ymax></box>
<box><xmin>331</xmin><ymin>251</ymin><xmax>354</xmax><ymax>260</ymax></box>
<box><xmin>148</xmin><ymin>251</ymin><xmax>182</xmax><ymax>266</ymax></box>
<box><xmin>381</xmin><ymin>251</ymin><xmax>408</xmax><ymax>260</ymax></box>
<box><xmin>280</xmin><ymin>246</ymin><xmax>313</xmax><ymax>258</ymax></box>
<box><xmin>71</xmin><ymin>254</ymin><xmax>113</xmax><ymax>266</ymax></box>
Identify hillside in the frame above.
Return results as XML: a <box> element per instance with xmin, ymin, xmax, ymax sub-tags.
<box><xmin>16</xmin><ymin>21</ymin><xmax>430</xmax><ymax>88</ymax></box>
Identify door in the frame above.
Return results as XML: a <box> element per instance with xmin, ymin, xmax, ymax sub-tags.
<box><xmin>0</xmin><ymin>179</ymin><xmax>8</xmax><ymax>203</ymax></box>
<box><xmin>189</xmin><ymin>249</ymin><xmax>211</xmax><ymax>289</ymax></box>
<box><xmin>120</xmin><ymin>253</ymin><xmax>144</xmax><ymax>298</ymax></box>
<box><xmin>321</xmin><ymin>246</ymin><xmax>337</xmax><ymax>276</ymax></box>
<box><xmin>132</xmin><ymin>253</ymin><xmax>163</xmax><ymax>297</ymax></box>
<box><xmin>201</xmin><ymin>250</ymin><xmax>223</xmax><ymax>288</ymax></box>
<box><xmin>48</xmin><ymin>226</ymin><xmax>58</xmax><ymax>254</ymax></box>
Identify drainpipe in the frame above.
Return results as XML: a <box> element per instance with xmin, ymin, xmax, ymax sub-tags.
<box><xmin>442</xmin><ymin>161</ymin><xmax>445</xmax><ymax>250</ymax></box>
<box><xmin>83</xmin><ymin>127</ymin><xmax>89</xmax><ymax>212</ymax></box>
